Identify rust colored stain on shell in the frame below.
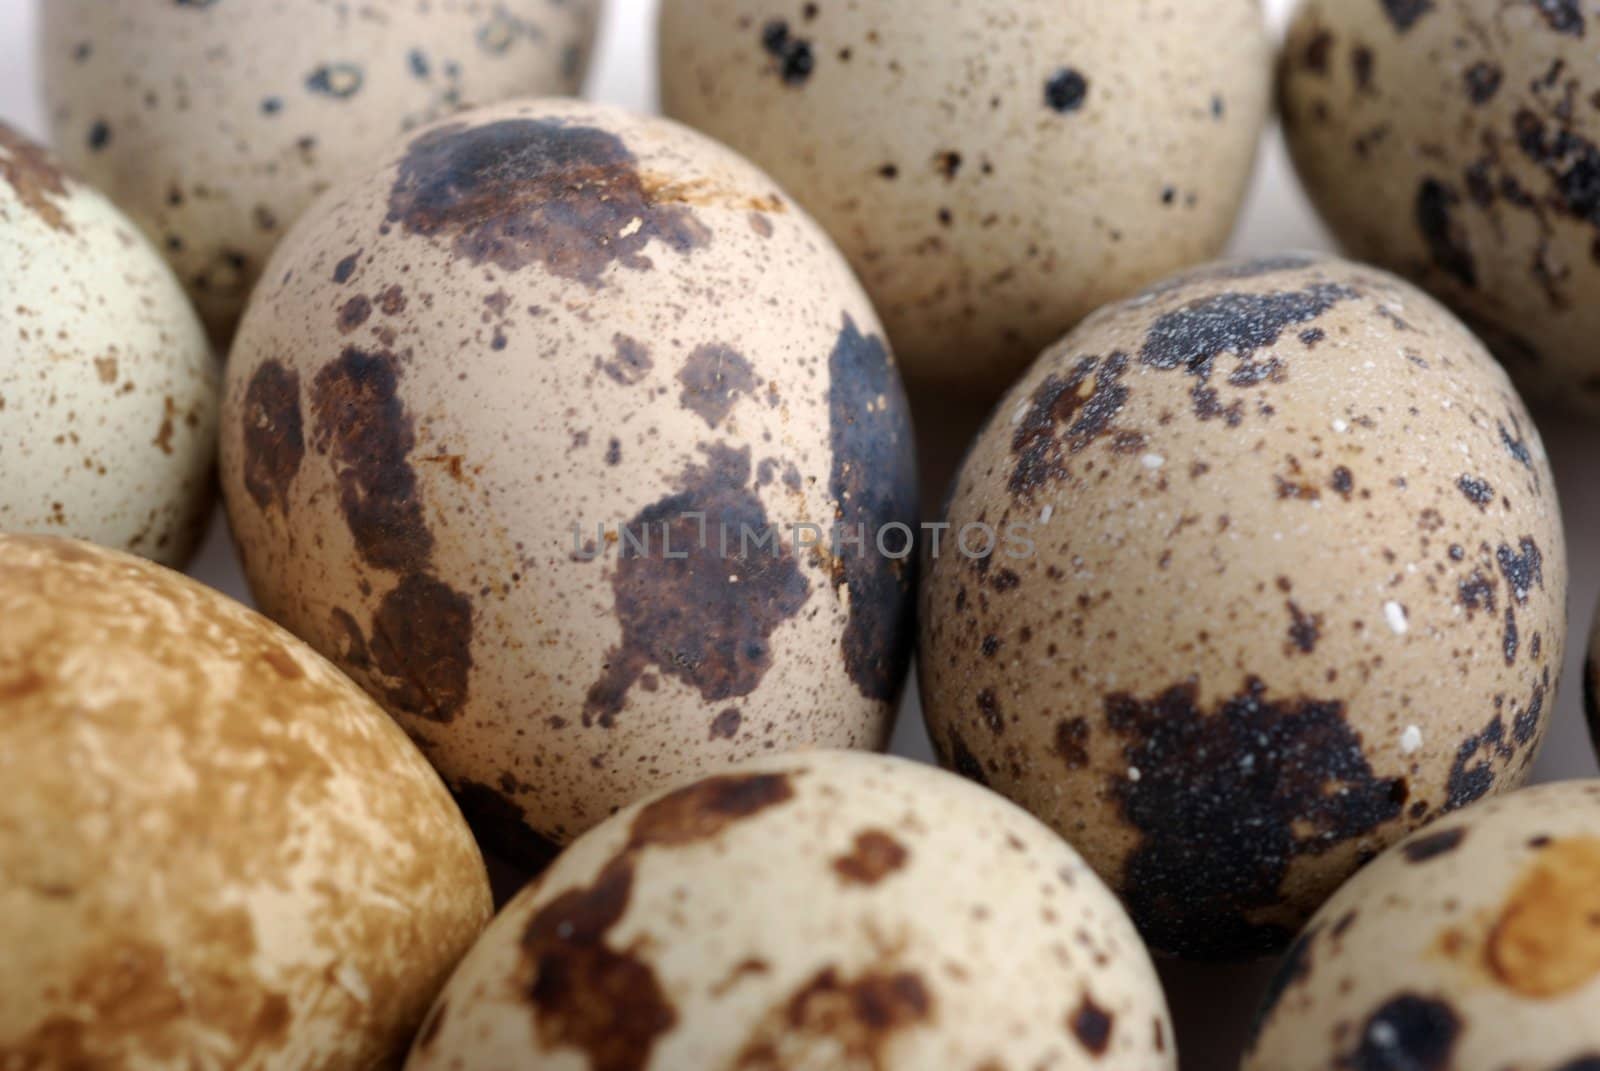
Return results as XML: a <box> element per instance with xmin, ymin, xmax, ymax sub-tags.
<box><xmin>519</xmin><ymin>773</ymin><xmax>794</xmax><ymax>1070</ymax></box>
<box><xmin>584</xmin><ymin>444</ymin><xmax>811</xmax><ymax>727</ymax></box>
<box><xmin>678</xmin><ymin>343</ymin><xmax>759</xmax><ymax>427</ymax></box>
<box><xmin>734</xmin><ymin>965</ymin><xmax>933</xmax><ymax>1070</ymax></box>
<box><xmin>311</xmin><ymin>346</ymin><xmax>434</xmax><ymax>573</ymax></box>
<box><xmin>0</xmin><ymin>122</ymin><xmax>73</xmax><ymax>233</ymax></box>
<box><xmin>386</xmin><ymin>118</ymin><xmax>711</xmax><ymax>284</ymax></box>
<box><xmin>1485</xmin><ymin>836</ymin><xmax>1600</xmax><ymax>998</ymax></box>
<box><xmin>828</xmin><ymin>316</ymin><xmax>917</xmax><ymax>701</ymax></box>
<box><xmin>240</xmin><ymin>360</ymin><xmax>305</xmax><ymax>515</ymax></box>
<box><xmin>832</xmin><ymin>830</ymin><xmax>909</xmax><ymax>886</ymax></box>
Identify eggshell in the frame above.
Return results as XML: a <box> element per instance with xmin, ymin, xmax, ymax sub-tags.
<box><xmin>659</xmin><ymin>0</ymin><xmax>1271</xmax><ymax>396</ymax></box>
<box><xmin>219</xmin><ymin>99</ymin><xmax>919</xmax><ymax>858</ymax></box>
<box><xmin>0</xmin><ymin>122</ymin><xmax>216</xmax><ymax>568</ymax></box>
<box><xmin>919</xmin><ymin>253</ymin><xmax>1567</xmax><ymax>960</ymax></box>
<box><xmin>39</xmin><ymin>0</ymin><xmax>601</xmax><ymax>342</ymax></box>
<box><xmin>406</xmin><ymin>750</ymin><xmax>1176</xmax><ymax>1071</ymax></box>
<box><xmin>1246</xmin><ymin>780</ymin><xmax>1600</xmax><ymax>1071</ymax></box>
<box><xmin>0</xmin><ymin>533</ymin><xmax>492</xmax><ymax>1069</ymax></box>
<box><xmin>1280</xmin><ymin>0</ymin><xmax>1600</xmax><ymax>415</ymax></box>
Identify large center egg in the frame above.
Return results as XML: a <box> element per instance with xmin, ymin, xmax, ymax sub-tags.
<box><xmin>220</xmin><ymin>99</ymin><xmax>919</xmax><ymax>859</ymax></box>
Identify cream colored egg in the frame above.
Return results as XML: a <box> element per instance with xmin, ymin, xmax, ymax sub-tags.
<box><xmin>39</xmin><ymin>0</ymin><xmax>601</xmax><ymax>343</ymax></box>
<box><xmin>1246</xmin><ymin>781</ymin><xmax>1600</xmax><ymax>1071</ymax></box>
<box><xmin>659</xmin><ymin>0</ymin><xmax>1271</xmax><ymax>397</ymax></box>
<box><xmin>0</xmin><ymin>533</ymin><xmax>491</xmax><ymax>1070</ymax></box>
<box><xmin>219</xmin><ymin>99</ymin><xmax>919</xmax><ymax>859</ymax></box>
<box><xmin>406</xmin><ymin>750</ymin><xmax>1176</xmax><ymax>1071</ymax></box>
<box><xmin>920</xmin><ymin>253</ymin><xmax>1567</xmax><ymax>960</ymax></box>
<box><xmin>0</xmin><ymin>123</ymin><xmax>216</xmax><ymax>568</ymax></box>
<box><xmin>1281</xmin><ymin>0</ymin><xmax>1600</xmax><ymax>416</ymax></box>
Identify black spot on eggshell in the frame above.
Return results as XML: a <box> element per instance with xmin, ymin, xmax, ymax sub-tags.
<box><xmin>386</xmin><ymin>119</ymin><xmax>711</xmax><ymax>284</ymax></box>
<box><xmin>1403</xmin><ymin>827</ymin><xmax>1467</xmax><ymax>863</ymax></box>
<box><xmin>678</xmin><ymin>344</ymin><xmax>759</xmax><ymax>428</ymax></box>
<box><xmin>306</xmin><ymin>63</ymin><xmax>364</xmax><ymax>98</ymax></box>
<box><xmin>1106</xmin><ymin>677</ymin><xmax>1406</xmax><ymax>959</ymax></box>
<box><xmin>1009</xmin><ymin>353</ymin><xmax>1131</xmax><ymax>499</ymax></box>
<box><xmin>827</xmin><ymin>316</ymin><xmax>917</xmax><ymax>702</ymax></box>
<box><xmin>1496</xmin><ymin>538</ymin><xmax>1544</xmax><ymax>604</ymax></box>
<box><xmin>1464</xmin><ymin>62</ymin><xmax>1503</xmax><ymax>104</ymax></box>
<box><xmin>1343</xmin><ymin>994</ymin><xmax>1460</xmax><ymax>1071</ymax></box>
<box><xmin>1069</xmin><ymin>993</ymin><xmax>1114</xmax><ymax>1056</ymax></box>
<box><xmin>939</xmin><ymin>727</ymin><xmax>991</xmax><ymax>787</ymax></box>
<box><xmin>333</xmin><ymin>251</ymin><xmax>361</xmax><ymax>284</ymax></box>
<box><xmin>1380</xmin><ymin>0</ymin><xmax>1435</xmax><ymax>32</ymax></box>
<box><xmin>1447</xmin><ymin>678</ymin><xmax>1547</xmax><ymax>809</ymax></box>
<box><xmin>1286</xmin><ymin>602</ymin><xmax>1322</xmax><ymax>654</ymax></box>
<box><xmin>1529</xmin><ymin>0</ymin><xmax>1585</xmax><ymax>36</ymax></box>
<box><xmin>240</xmin><ymin>360</ymin><xmax>305</xmax><ymax>515</ymax></box>
<box><xmin>1138</xmin><ymin>282</ymin><xmax>1358</xmax><ymax>424</ymax></box>
<box><xmin>1456</xmin><ymin>475</ymin><xmax>1494</xmax><ymax>508</ymax></box>
<box><xmin>761</xmin><ymin>20</ymin><xmax>815</xmax><ymax>86</ymax></box>
<box><xmin>1416</xmin><ymin>179</ymin><xmax>1479</xmax><ymax>287</ymax></box>
<box><xmin>1045</xmin><ymin>68</ymin><xmax>1090</xmax><ymax>113</ymax></box>
<box><xmin>584</xmin><ymin>445</ymin><xmax>811</xmax><ymax>727</ymax></box>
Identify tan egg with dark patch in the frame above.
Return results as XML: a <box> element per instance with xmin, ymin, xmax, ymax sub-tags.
<box><xmin>659</xmin><ymin>0</ymin><xmax>1271</xmax><ymax>397</ymax></box>
<box><xmin>405</xmin><ymin>750</ymin><xmax>1177</xmax><ymax>1071</ymax></box>
<box><xmin>1246</xmin><ymin>781</ymin><xmax>1600</xmax><ymax>1071</ymax></box>
<box><xmin>219</xmin><ymin>99</ymin><xmax>919</xmax><ymax>861</ymax></box>
<box><xmin>920</xmin><ymin>253</ymin><xmax>1567</xmax><ymax>961</ymax></box>
<box><xmin>0</xmin><ymin>534</ymin><xmax>491</xmax><ymax>1069</ymax></box>
<box><xmin>39</xmin><ymin>0</ymin><xmax>601</xmax><ymax>344</ymax></box>
<box><xmin>1281</xmin><ymin>0</ymin><xmax>1600</xmax><ymax>416</ymax></box>
<box><xmin>0</xmin><ymin>123</ymin><xmax>216</xmax><ymax>568</ymax></box>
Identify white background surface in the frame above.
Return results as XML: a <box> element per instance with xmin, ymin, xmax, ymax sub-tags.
<box><xmin>2</xmin><ymin>1</ymin><xmax>1597</xmax><ymax>1068</ymax></box>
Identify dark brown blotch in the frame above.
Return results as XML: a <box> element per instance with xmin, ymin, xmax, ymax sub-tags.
<box><xmin>368</xmin><ymin>573</ymin><xmax>474</xmax><ymax>723</ymax></box>
<box><xmin>240</xmin><ymin>360</ymin><xmax>304</xmax><ymax>515</ymax></box>
<box><xmin>386</xmin><ymin>118</ymin><xmax>710</xmax><ymax>284</ymax></box>
<box><xmin>832</xmin><ymin>830</ymin><xmax>909</xmax><ymax>886</ymax></box>
<box><xmin>1403</xmin><ymin>827</ymin><xmax>1467</xmax><ymax>863</ymax></box>
<box><xmin>1009</xmin><ymin>352</ymin><xmax>1131</xmax><ymax>498</ymax></box>
<box><xmin>1069</xmin><ymin>993</ymin><xmax>1114</xmax><ymax>1057</ymax></box>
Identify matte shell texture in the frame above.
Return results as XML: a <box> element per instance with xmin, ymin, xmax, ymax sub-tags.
<box><xmin>220</xmin><ymin>99</ymin><xmax>919</xmax><ymax>857</ymax></box>
<box><xmin>405</xmin><ymin>751</ymin><xmax>1176</xmax><ymax>1071</ymax></box>
<box><xmin>1246</xmin><ymin>781</ymin><xmax>1600</xmax><ymax>1071</ymax></box>
<box><xmin>919</xmin><ymin>253</ymin><xmax>1567</xmax><ymax>961</ymax></box>
<box><xmin>1281</xmin><ymin>0</ymin><xmax>1600</xmax><ymax>416</ymax></box>
<box><xmin>39</xmin><ymin>0</ymin><xmax>601</xmax><ymax>343</ymax></box>
<box><xmin>0</xmin><ymin>123</ymin><xmax>217</xmax><ymax>568</ymax></box>
<box><xmin>0</xmin><ymin>534</ymin><xmax>492</xmax><ymax>1070</ymax></box>
<box><xmin>659</xmin><ymin>0</ymin><xmax>1271</xmax><ymax>397</ymax></box>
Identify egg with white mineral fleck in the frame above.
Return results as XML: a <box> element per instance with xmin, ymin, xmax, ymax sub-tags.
<box><xmin>920</xmin><ymin>253</ymin><xmax>1567</xmax><ymax>960</ymax></box>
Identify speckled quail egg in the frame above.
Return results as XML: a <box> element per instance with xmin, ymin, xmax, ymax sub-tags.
<box><xmin>919</xmin><ymin>252</ymin><xmax>1568</xmax><ymax>961</ymax></box>
<box><xmin>39</xmin><ymin>0</ymin><xmax>602</xmax><ymax>344</ymax></box>
<box><xmin>0</xmin><ymin>122</ymin><xmax>217</xmax><ymax>568</ymax></box>
<box><xmin>405</xmin><ymin>750</ymin><xmax>1176</xmax><ymax>1071</ymax></box>
<box><xmin>0</xmin><ymin>533</ymin><xmax>491</xmax><ymax>1069</ymax></box>
<box><xmin>659</xmin><ymin>0</ymin><xmax>1271</xmax><ymax>398</ymax></box>
<box><xmin>1281</xmin><ymin>0</ymin><xmax>1600</xmax><ymax>417</ymax></box>
<box><xmin>219</xmin><ymin>99</ymin><xmax>919</xmax><ymax>860</ymax></box>
<box><xmin>1246</xmin><ymin>780</ymin><xmax>1600</xmax><ymax>1071</ymax></box>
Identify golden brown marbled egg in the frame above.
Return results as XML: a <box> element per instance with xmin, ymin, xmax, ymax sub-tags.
<box><xmin>0</xmin><ymin>533</ymin><xmax>492</xmax><ymax>1070</ymax></box>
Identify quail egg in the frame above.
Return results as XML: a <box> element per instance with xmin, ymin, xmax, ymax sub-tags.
<box><xmin>659</xmin><ymin>0</ymin><xmax>1271</xmax><ymax>397</ymax></box>
<box><xmin>1281</xmin><ymin>0</ymin><xmax>1600</xmax><ymax>416</ymax></box>
<box><xmin>1247</xmin><ymin>780</ymin><xmax>1600</xmax><ymax>1071</ymax></box>
<box><xmin>920</xmin><ymin>253</ymin><xmax>1567</xmax><ymax>960</ymax></box>
<box><xmin>0</xmin><ymin>534</ymin><xmax>491</xmax><ymax>1069</ymax></box>
<box><xmin>219</xmin><ymin>99</ymin><xmax>919</xmax><ymax>860</ymax></box>
<box><xmin>406</xmin><ymin>750</ymin><xmax>1176</xmax><ymax>1071</ymax></box>
<box><xmin>0</xmin><ymin>122</ymin><xmax>216</xmax><ymax>568</ymax></box>
<box><xmin>39</xmin><ymin>0</ymin><xmax>602</xmax><ymax>343</ymax></box>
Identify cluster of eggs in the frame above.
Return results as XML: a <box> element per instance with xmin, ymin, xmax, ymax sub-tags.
<box><xmin>0</xmin><ymin>0</ymin><xmax>1596</xmax><ymax>1068</ymax></box>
